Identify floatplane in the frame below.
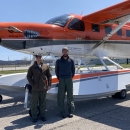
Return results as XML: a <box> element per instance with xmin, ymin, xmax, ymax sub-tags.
<box><xmin>0</xmin><ymin>0</ymin><xmax>130</xmax><ymax>107</ymax></box>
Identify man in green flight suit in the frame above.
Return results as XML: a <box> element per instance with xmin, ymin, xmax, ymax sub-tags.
<box><xmin>55</xmin><ymin>47</ymin><xmax>75</xmax><ymax>118</ymax></box>
<box><xmin>27</xmin><ymin>54</ymin><xmax>52</xmax><ymax>123</ymax></box>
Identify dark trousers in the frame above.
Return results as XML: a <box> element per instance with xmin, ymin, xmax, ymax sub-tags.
<box><xmin>57</xmin><ymin>77</ymin><xmax>75</xmax><ymax>115</ymax></box>
<box><xmin>31</xmin><ymin>91</ymin><xmax>47</xmax><ymax>118</ymax></box>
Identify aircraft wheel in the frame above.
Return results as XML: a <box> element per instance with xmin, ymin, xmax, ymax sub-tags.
<box><xmin>111</xmin><ymin>93</ymin><xmax>119</xmax><ymax>98</ymax></box>
<box><xmin>0</xmin><ymin>95</ymin><xmax>2</xmax><ymax>103</ymax></box>
<box><xmin>119</xmin><ymin>89</ymin><xmax>126</xmax><ymax>99</ymax></box>
<box><xmin>29</xmin><ymin>106</ymin><xmax>40</xmax><ymax>117</ymax></box>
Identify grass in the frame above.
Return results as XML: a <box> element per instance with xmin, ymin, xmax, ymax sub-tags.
<box><xmin>119</xmin><ymin>64</ymin><xmax>130</xmax><ymax>68</ymax></box>
<box><xmin>0</xmin><ymin>65</ymin><xmax>29</xmax><ymax>68</ymax></box>
<box><xmin>0</xmin><ymin>69</ymin><xmax>28</xmax><ymax>74</ymax></box>
<box><xmin>0</xmin><ymin>63</ymin><xmax>130</xmax><ymax>75</ymax></box>
<box><xmin>77</xmin><ymin>63</ymin><xmax>130</xmax><ymax>68</ymax></box>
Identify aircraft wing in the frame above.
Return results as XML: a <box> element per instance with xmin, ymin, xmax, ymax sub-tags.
<box><xmin>82</xmin><ymin>0</ymin><xmax>130</xmax><ymax>24</ymax></box>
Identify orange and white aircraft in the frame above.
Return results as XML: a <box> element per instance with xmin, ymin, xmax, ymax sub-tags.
<box><xmin>0</xmin><ymin>0</ymin><xmax>130</xmax><ymax>103</ymax></box>
<box><xmin>0</xmin><ymin>0</ymin><xmax>130</xmax><ymax>59</ymax></box>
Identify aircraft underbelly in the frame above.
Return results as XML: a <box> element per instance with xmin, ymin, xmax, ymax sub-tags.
<box><xmin>2</xmin><ymin>39</ymin><xmax>130</xmax><ymax>58</ymax></box>
<box><xmin>104</xmin><ymin>42</ymin><xmax>115</xmax><ymax>57</ymax></box>
<box><xmin>102</xmin><ymin>41</ymin><xmax>130</xmax><ymax>58</ymax></box>
<box><xmin>52</xmin><ymin>44</ymin><xmax>85</xmax><ymax>55</ymax></box>
<box><xmin>114</xmin><ymin>44</ymin><xmax>130</xmax><ymax>57</ymax></box>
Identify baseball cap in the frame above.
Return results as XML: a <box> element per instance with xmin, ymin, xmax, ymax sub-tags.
<box><xmin>35</xmin><ymin>53</ymin><xmax>42</xmax><ymax>57</ymax></box>
<box><xmin>62</xmin><ymin>47</ymin><xmax>68</xmax><ymax>51</ymax></box>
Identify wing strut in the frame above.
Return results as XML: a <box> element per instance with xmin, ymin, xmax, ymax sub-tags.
<box><xmin>90</xmin><ymin>15</ymin><xmax>130</xmax><ymax>52</ymax></box>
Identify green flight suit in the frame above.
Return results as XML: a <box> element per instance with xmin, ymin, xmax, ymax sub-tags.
<box><xmin>57</xmin><ymin>77</ymin><xmax>75</xmax><ymax>115</ymax></box>
<box><xmin>27</xmin><ymin>61</ymin><xmax>52</xmax><ymax>118</ymax></box>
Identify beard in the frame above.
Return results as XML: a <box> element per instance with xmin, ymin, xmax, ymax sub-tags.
<box><xmin>63</xmin><ymin>54</ymin><xmax>68</xmax><ymax>57</ymax></box>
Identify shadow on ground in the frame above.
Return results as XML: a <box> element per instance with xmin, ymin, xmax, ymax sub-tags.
<box><xmin>1</xmin><ymin>88</ymin><xmax>130</xmax><ymax>129</ymax></box>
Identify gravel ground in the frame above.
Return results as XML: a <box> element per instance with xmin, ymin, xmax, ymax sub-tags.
<box><xmin>0</xmin><ymin>88</ymin><xmax>130</xmax><ymax>130</ymax></box>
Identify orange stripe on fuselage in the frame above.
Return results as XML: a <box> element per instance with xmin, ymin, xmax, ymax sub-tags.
<box><xmin>51</xmin><ymin>69</ymin><xmax>130</xmax><ymax>84</ymax></box>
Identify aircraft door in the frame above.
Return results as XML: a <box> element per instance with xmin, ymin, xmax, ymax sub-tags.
<box><xmin>65</xmin><ymin>18</ymin><xmax>86</xmax><ymax>56</ymax></box>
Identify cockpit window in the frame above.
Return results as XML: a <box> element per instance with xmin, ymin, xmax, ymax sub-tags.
<box><xmin>46</xmin><ymin>14</ymin><xmax>70</xmax><ymax>27</ymax></box>
<box><xmin>68</xmin><ymin>18</ymin><xmax>85</xmax><ymax>31</ymax></box>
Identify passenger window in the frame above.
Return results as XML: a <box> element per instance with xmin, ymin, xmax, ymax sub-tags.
<box><xmin>68</xmin><ymin>18</ymin><xmax>85</xmax><ymax>31</ymax></box>
<box><xmin>126</xmin><ymin>30</ymin><xmax>130</xmax><ymax>37</ymax></box>
<box><xmin>105</xmin><ymin>26</ymin><xmax>112</xmax><ymax>34</ymax></box>
<box><xmin>92</xmin><ymin>24</ymin><xmax>100</xmax><ymax>32</ymax></box>
<box><xmin>117</xmin><ymin>29</ymin><xmax>122</xmax><ymax>36</ymax></box>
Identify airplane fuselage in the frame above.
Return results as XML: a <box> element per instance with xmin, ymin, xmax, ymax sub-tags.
<box><xmin>0</xmin><ymin>14</ymin><xmax>130</xmax><ymax>58</ymax></box>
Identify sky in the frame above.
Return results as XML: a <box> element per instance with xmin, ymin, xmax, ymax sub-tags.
<box><xmin>0</xmin><ymin>0</ymin><xmax>123</xmax><ymax>61</ymax></box>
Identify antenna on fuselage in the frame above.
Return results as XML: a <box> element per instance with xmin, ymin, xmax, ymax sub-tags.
<box><xmin>80</xmin><ymin>11</ymin><xmax>84</xmax><ymax>16</ymax></box>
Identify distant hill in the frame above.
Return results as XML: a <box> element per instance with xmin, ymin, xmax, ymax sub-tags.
<box><xmin>0</xmin><ymin>60</ymin><xmax>31</xmax><ymax>65</ymax></box>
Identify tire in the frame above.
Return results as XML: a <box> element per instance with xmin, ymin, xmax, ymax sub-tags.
<box><xmin>29</xmin><ymin>106</ymin><xmax>40</xmax><ymax>117</ymax></box>
<box><xmin>0</xmin><ymin>95</ymin><xmax>2</xmax><ymax>103</ymax></box>
<box><xmin>119</xmin><ymin>89</ymin><xmax>126</xmax><ymax>99</ymax></box>
<box><xmin>112</xmin><ymin>94</ymin><xmax>117</xmax><ymax>98</ymax></box>
<box><xmin>112</xmin><ymin>92</ymin><xmax>119</xmax><ymax>98</ymax></box>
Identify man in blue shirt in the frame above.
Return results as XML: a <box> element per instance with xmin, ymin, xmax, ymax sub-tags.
<box><xmin>55</xmin><ymin>47</ymin><xmax>75</xmax><ymax>118</ymax></box>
